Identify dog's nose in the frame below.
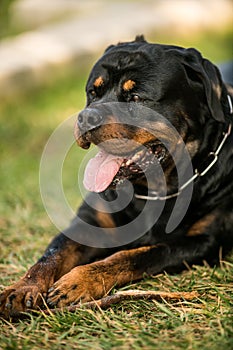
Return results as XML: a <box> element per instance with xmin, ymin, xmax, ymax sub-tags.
<box><xmin>77</xmin><ymin>108</ymin><xmax>102</xmax><ymax>131</ymax></box>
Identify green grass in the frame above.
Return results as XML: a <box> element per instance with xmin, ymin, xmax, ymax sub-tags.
<box><xmin>0</xmin><ymin>265</ymin><xmax>233</xmax><ymax>350</ymax></box>
<box><xmin>0</xmin><ymin>28</ymin><xmax>233</xmax><ymax>349</ymax></box>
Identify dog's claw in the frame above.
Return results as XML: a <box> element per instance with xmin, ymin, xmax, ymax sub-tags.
<box><xmin>46</xmin><ymin>299</ymin><xmax>56</xmax><ymax>308</ymax></box>
<box><xmin>0</xmin><ymin>284</ymin><xmax>46</xmax><ymax>318</ymax></box>
<box><xmin>26</xmin><ymin>300</ymin><xmax>32</xmax><ymax>308</ymax></box>
<box><xmin>5</xmin><ymin>303</ymin><xmax>12</xmax><ymax>310</ymax></box>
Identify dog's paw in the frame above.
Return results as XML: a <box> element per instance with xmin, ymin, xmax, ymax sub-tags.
<box><xmin>0</xmin><ymin>282</ymin><xmax>45</xmax><ymax>318</ymax></box>
<box><xmin>47</xmin><ymin>265</ymin><xmax>108</xmax><ymax>308</ymax></box>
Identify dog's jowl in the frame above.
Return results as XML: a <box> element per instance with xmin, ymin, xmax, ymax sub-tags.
<box><xmin>1</xmin><ymin>36</ymin><xmax>233</xmax><ymax>318</ymax></box>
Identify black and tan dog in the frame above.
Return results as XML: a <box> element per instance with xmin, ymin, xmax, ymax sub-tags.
<box><xmin>1</xmin><ymin>36</ymin><xmax>233</xmax><ymax>318</ymax></box>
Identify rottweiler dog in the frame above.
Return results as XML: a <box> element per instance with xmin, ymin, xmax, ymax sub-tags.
<box><xmin>1</xmin><ymin>36</ymin><xmax>233</xmax><ymax>318</ymax></box>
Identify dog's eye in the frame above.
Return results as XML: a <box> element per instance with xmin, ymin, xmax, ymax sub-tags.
<box><xmin>88</xmin><ymin>89</ymin><xmax>97</xmax><ymax>101</ymax></box>
<box><xmin>90</xmin><ymin>90</ymin><xmax>96</xmax><ymax>97</ymax></box>
<box><xmin>130</xmin><ymin>95</ymin><xmax>141</xmax><ymax>103</ymax></box>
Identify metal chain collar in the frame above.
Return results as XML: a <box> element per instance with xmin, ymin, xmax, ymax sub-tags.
<box><xmin>135</xmin><ymin>95</ymin><xmax>233</xmax><ymax>201</ymax></box>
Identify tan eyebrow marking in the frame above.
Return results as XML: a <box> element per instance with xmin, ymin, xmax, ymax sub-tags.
<box><xmin>123</xmin><ymin>80</ymin><xmax>136</xmax><ymax>91</ymax></box>
<box><xmin>93</xmin><ymin>76</ymin><xmax>104</xmax><ymax>87</ymax></box>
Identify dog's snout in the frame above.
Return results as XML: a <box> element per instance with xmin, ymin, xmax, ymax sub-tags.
<box><xmin>78</xmin><ymin>108</ymin><xmax>102</xmax><ymax>130</ymax></box>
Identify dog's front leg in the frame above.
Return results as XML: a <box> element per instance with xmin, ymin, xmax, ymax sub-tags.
<box><xmin>46</xmin><ymin>245</ymin><xmax>160</xmax><ymax>307</ymax></box>
<box><xmin>46</xmin><ymin>232</ymin><xmax>221</xmax><ymax>308</ymax></box>
<box><xmin>0</xmin><ymin>233</ymin><xmax>104</xmax><ymax>318</ymax></box>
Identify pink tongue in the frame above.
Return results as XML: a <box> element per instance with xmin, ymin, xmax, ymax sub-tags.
<box><xmin>83</xmin><ymin>150</ymin><xmax>124</xmax><ymax>192</ymax></box>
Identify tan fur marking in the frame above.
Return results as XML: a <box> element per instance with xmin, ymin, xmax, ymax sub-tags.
<box><xmin>96</xmin><ymin>211</ymin><xmax>115</xmax><ymax>228</ymax></box>
<box><xmin>95</xmin><ymin>201</ymin><xmax>116</xmax><ymax>228</ymax></box>
<box><xmin>94</xmin><ymin>76</ymin><xmax>104</xmax><ymax>87</ymax></box>
<box><xmin>187</xmin><ymin>213</ymin><xmax>216</xmax><ymax>237</ymax></box>
<box><xmin>123</xmin><ymin>80</ymin><xmax>136</xmax><ymax>91</ymax></box>
<box><xmin>226</xmin><ymin>84</ymin><xmax>233</xmax><ymax>96</ymax></box>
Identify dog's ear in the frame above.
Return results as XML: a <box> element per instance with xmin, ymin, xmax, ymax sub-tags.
<box><xmin>104</xmin><ymin>44</ymin><xmax>115</xmax><ymax>54</ymax></box>
<box><xmin>183</xmin><ymin>48</ymin><xmax>225</xmax><ymax>122</ymax></box>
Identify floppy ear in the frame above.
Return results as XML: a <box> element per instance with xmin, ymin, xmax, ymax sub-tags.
<box><xmin>183</xmin><ymin>48</ymin><xmax>225</xmax><ymax>122</ymax></box>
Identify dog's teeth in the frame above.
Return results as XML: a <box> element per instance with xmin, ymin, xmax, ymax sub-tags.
<box><xmin>120</xmin><ymin>148</ymin><xmax>159</xmax><ymax>178</ymax></box>
<box><xmin>138</xmin><ymin>150</ymin><xmax>145</xmax><ymax>156</ymax></box>
<box><xmin>131</xmin><ymin>151</ymin><xmax>144</xmax><ymax>162</ymax></box>
<box><xmin>133</xmin><ymin>155</ymin><xmax>141</xmax><ymax>162</ymax></box>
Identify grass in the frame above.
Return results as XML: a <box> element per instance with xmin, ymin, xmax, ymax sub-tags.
<box><xmin>0</xmin><ymin>28</ymin><xmax>233</xmax><ymax>349</ymax></box>
<box><xmin>0</xmin><ymin>265</ymin><xmax>233</xmax><ymax>349</ymax></box>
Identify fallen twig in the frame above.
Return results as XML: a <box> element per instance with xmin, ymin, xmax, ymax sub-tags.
<box><xmin>42</xmin><ymin>290</ymin><xmax>199</xmax><ymax>315</ymax></box>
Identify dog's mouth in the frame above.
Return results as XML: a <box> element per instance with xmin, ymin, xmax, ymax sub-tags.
<box><xmin>83</xmin><ymin>142</ymin><xmax>166</xmax><ymax>193</ymax></box>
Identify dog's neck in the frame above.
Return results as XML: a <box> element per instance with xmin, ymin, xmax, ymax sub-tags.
<box><xmin>135</xmin><ymin>95</ymin><xmax>233</xmax><ymax>202</ymax></box>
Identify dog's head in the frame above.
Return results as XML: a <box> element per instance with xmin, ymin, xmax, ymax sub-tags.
<box><xmin>75</xmin><ymin>36</ymin><xmax>228</xmax><ymax>194</ymax></box>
